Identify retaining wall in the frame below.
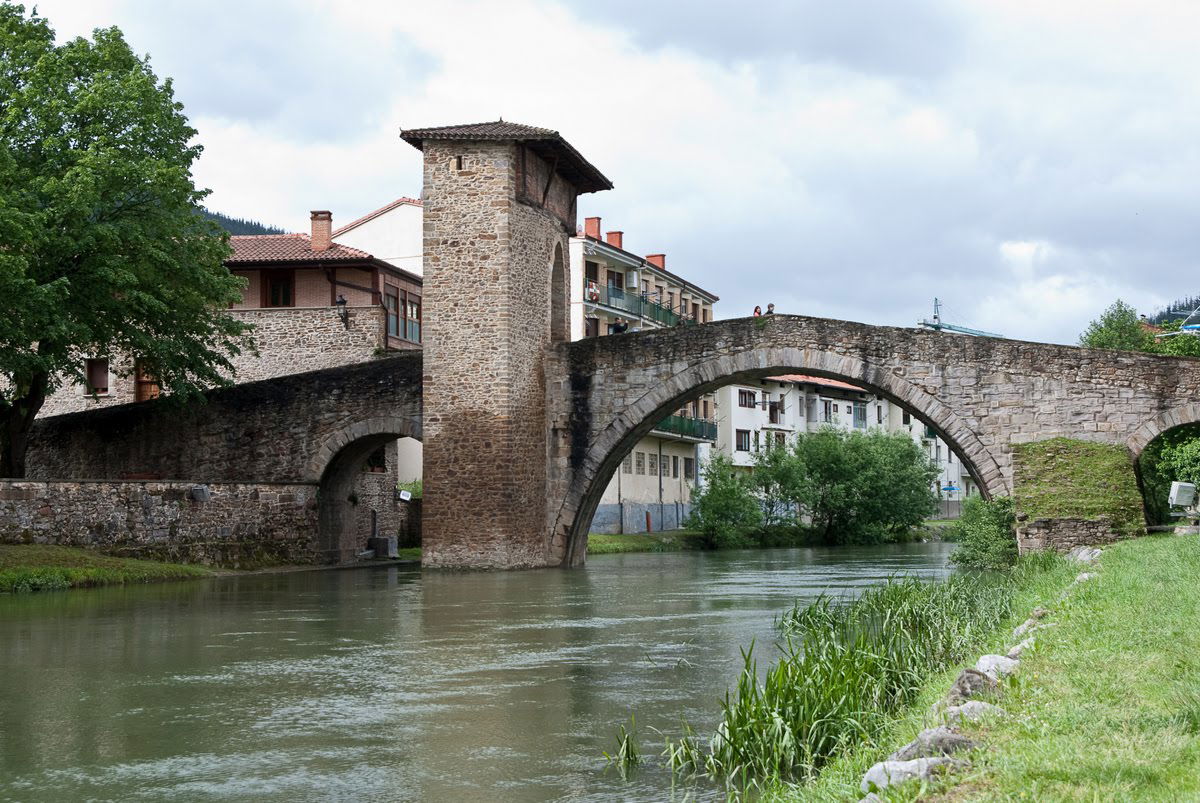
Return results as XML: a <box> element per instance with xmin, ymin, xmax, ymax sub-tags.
<box><xmin>1016</xmin><ymin>515</ymin><xmax>1127</xmax><ymax>554</ymax></box>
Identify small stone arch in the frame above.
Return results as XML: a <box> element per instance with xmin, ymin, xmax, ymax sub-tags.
<box><xmin>308</xmin><ymin>416</ymin><xmax>422</xmax><ymax>563</ymax></box>
<box><xmin>550</xmin><ymin>241</ymin><xmax>569</xmax><ymax>343</ymax></box>
<box><xmin>552</xmin><ymin>346</ymin><xmax>1006</xmax><ymax>566</ymax></box>
<box><xmin>1127</xmin><ymin>403</ymin><xmax>1200</xmax><ymax>458</ymax></box>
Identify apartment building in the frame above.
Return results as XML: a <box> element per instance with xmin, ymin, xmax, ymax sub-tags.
<box><xmin>715</xmin><ymin>375</ymin><xmax>975</xmax><ymax>515</ymax></box>
<box><xmin>569</xmin><ymin>217</ymin><xmax>720</xmax><ymax>533</ymax></box>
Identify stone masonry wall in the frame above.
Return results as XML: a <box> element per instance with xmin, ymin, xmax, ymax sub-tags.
<box><xmin>0</xmin><ymin>480</ymin><xmax>318</xmax><ymax>566</ymax></box>
<box><xmin>27</xmin><ymin>353</ymin><xmax>423</xmax><ymax>483</ymax></box>
<box><xmin>419</xmin><ymin>139</ymin><xmax>574</xmax><ymax>568</ymax></box>
<box><xmin>1016</xmin><ymin>516</ymin><xmax>1126</xmax><ymax>554</ymax></box>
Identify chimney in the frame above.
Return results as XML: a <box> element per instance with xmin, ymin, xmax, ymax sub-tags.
<box><xmin>605</xmin><ymin>231</ymin><xmax>624</xmax><ymax>249</ymax></box>
<box><xmin>584</xmin><ymin>216</ymin><xmax>601</xmax><ymax>239</ymax></box>
<box><xmin>646</xmin><ymin>253</ymin><xmax>665</xmax><ymax>269</ymax></box>
<box><xmin>310</xmin><ymin>210</ymin><xmax>332</xmax><ymax>252</ymax></box>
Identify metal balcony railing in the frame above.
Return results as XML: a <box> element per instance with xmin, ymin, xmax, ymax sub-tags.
<box><xmin>584</xmin><ymin>282</ymin><xmax>698</xmax><ymax>328</ymax></box>
<box><xmin>653</xmin><ymin>414</ymin><xmax>718</xmax><ymax>441</ymax></box>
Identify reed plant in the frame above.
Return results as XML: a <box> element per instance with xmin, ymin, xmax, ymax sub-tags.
<box><xmin>665</xmin><ymin>567</ymin><xmax>1043</xmax><ymax>787</ymax></box>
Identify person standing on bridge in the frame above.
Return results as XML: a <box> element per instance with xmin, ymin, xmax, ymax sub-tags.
<box><xmin>753</xmin><ymin>305</ymin><xmax>762</xmax><ymax>316</ymax></box>
<box><xmin>766</xmin><ymin>303</ymin><xmax>776</xmax><ymax>314</ymax></box>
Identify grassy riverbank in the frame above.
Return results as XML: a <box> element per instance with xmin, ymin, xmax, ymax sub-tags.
<box><xmin>586</xmin><ymin>530</ymin><xmax>707</xmax><ymax>554</ymax></box>
<box><xmin>0</xmin><ymin>544</ymin><xmax>211</xmax><ymax>593</ymax></box>
<box><xmin>770</xmin><ymin>535</ymin><xmax>1200</xmax><ymax>800</ymax></box>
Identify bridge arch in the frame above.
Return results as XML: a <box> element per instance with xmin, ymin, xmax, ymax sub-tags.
<box><xmin>553</xmin><ymin>346</ymin><xmax>1005</xmax><ymax>566</ymax></box>
<box><xmin>309</xmin><ymin>415</ymin><xmax>422</xmax><ymax>563</ymax></box>
<box><xmin>1126</xmin><ymin>403</ymin><xmax>1200</xmax><ymax>458</ymax></box>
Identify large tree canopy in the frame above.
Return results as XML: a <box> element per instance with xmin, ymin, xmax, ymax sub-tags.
<box><xmin>0</xmin><ymin>5</ymin><xmax>249</xmax><ymax>476</ymax></box>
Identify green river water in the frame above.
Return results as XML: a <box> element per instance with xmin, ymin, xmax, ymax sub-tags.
<box><xmin>0</xmin><ymin>542</ymin><xmax>954</xmax><ymax>801</ymax></box>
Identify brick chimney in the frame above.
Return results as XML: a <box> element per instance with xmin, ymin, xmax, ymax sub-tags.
<box><xmin>310</xmin><ymin>210</ymin><xmax>332</xmax><ymax>252</ymax></box>
<box><xmin>605</xmin><ymin>231</ymin><xmax>624</xmax><ymax>249</ymax></box>
<box><xmin>646</xmin><ymin>253</ymin><xmax>665</xmax><ymax>269</ymax></box>
<box><xmin>584</xmin><ymin>216</ymin><xmax>601</xmax><ymax>239</ymax></box>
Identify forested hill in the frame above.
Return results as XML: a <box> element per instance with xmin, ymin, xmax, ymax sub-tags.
<box><xmin>200</xmin><ymin>209</ymin><xmax>286</xmax><ymax>236</ymax></box>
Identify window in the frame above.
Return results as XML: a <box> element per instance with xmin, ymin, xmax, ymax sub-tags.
<box><xmin>667</xmin><ymin>291</ymin><xmax>674</xmax><ymax>310</ymax></box>
<box><xmin>134</xmin><ymin>359</ymin><xmax>159</xmax><ymax>402</ymax></box>
<box><xmin>363</xmin><ymin>444</ymin><xmax>387</xmax><ymax>473</ymax></box>
<box><xmin>833</xmin><ymin>403</ymin><xmax>839</xmax><ymax>413</ymax></box>
<box><xmin>672</xmin><ymin>455</ymin><xmax>680</xmax><ymax>478</ymax></box>
<box><xmin>853</xmin><ymin>402</ymin><xmax>867</xmax><ymax>429</ymax></box>
<box><xmin>903</xmin><ymin>411</ymin><xmax>912</xmax><ymax>425</ymax></box>
<box><xmin>85</xmin><ymin>358</ymin><xmax>109</xmax><ymax>395</ymax></box>
<box><xmin>607</xmin><ymin>270</ymin><xmax>624</xmax><ymax>290</ymax></box>
<box><xmin>877</xmin><ymin>406</ymin><xmax>884</xmax><ymax>425</ymax></box>
<box><xmin>262</xmin><ymin>270</ymin><xmax>294</xmax><ymax>307</ymax></box>
<box><xmin>754</xmin><ymin>430</ymin><xmax>761</xmax><ymax>450</ymax></box>
<box><xmin>662</xmin><ymin>456</ymin><xmax>670</xmax><ymax>477</ymax></box>
<box><xmin>692</xmin><ymin>302</ymin><xmax>700</xmax><ymax>321</ymax></box>
<box><xmin>936</xmin><ymin>443</ymin><xmax>942</xmax><ymax>462</ymax></box>
<box><xmin>455</xmin><ymin>155</ymin><xmax>463</xmax><ymax>170</ymax></box>
<box><xmin>585</xmin><ymin>317</ymin><xmax>599</xmax><ymax>338</ymax></box>
<box><xmin>384</xmin><ymin>285</ymin><xmax>400</xmax><ymax>337</ymax></box>
<box><xmin>775</xmin><ymin>432</ymin><xmax>786</xmax><ymax>447</ymax></box>
<box><xmin>822</xmin><ymin>400</ymin><xmax>832</xmax><ymax>423</ymax></box>
<box><xmin>635</xmin><ymin>452</ymin><xmax>645</xmax><ymax>475</ymax></box>
<box><xmin>768</xmin><ymin>400</ymin><xmax>782</xmax><ymax>424</ymax></box>
<box><xmin>702</xmin><ymin>400</ymin><xmax>710</xmax><ymax>419</ymax></box>
<box><xmin>684</xmin><ymin>457</ymin><xmax>696</xmax><ymax>479</ymax></box>
<box><xmin>622</xmin><ymin>454</ymin><xmax>633</xmax><ymax>474</ymax></box>
<box><xmin>735</xmin><ymin>429</ymin><xmax>751</xmax><ymax>451</ymax></box>
<box><xmin>585</xmin><ymin>261</ymin><xmax>599</xmax><ymax>284</ymax></box>
<box><xmin>648</xmin><ymin>453</ymin><xmax>658</xmax><ymax>476</ymax></box>
<box><xmin>703</xmin><ymin>308</ymin><xmax>711</xmax><ymax>322</ymax></box>
<box><xmin>655</xmin><ymin>285</ymin><xmax>665</xmax><ymax>302</ymax></box>
<box><xmin>403</xmin><ymin>292</ymin><xmax>422</xmax><ymax>342</ymax></box>
<box><xmin>738</xmin><ymin>389</ymin><xmax>757</xmax><ymax>408</ymax></box>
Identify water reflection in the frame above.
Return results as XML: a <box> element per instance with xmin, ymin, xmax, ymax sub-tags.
<box><xmin>0</xmin><ymin>543</ymin><xmax>953</xmax><ymax>801</ymax></box>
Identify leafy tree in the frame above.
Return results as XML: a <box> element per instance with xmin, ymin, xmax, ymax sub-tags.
<box><xmin>687</xmin><ymin>452</ymin><xmax>763</xmax><ymax>548</ymax></box>
<box><xmin>1079</xmin><ymin>300</ymin><xmax>1154</xmax><ymax>351</ymax></box>
<box><xmin>791</xmin><ymin>429</ymin><xmax>938</xmax><ymax>544</ymax></box>
<box><xmin>948</xmin><ymin>496</ymin><xmax>1018</xmax><ymax>570</ymax></box>
<box><xmin>749</xmin><ymin>441</ymin><xmax>802</xmax><ymax>527</ymax></box>
<box><xmin>0</xmin><ymin>6</ymin><xmax>249</xmax><ymax>476</ymax></box>
<box><xmin>1151</xmin><ymin>319</ymin><xmax>1200</xmax><ymax>358</ymax></box>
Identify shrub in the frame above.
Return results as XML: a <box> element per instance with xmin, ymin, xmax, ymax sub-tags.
<box><xmin>687</xmin><ymin>453</ymin><xmax>763</xmax><ymax>548</ymax></box>
<box><xmin>949</xmin><ymin>495</ymin><xmax>1018</xmax><ymax>570</ymax></box>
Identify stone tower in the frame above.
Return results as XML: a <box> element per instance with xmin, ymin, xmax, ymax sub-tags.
<box><xmin>401</xmin><ymin>122</ymin><xmax>612</xmax><ymax>568</ymax></box>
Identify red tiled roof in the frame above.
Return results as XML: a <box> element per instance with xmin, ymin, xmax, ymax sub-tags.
<box><xmin>227</xmin><ymin>233</ymin><xmax>375</xmax><ymax>264</ymax></box>
<box><xmin>400</xmin><ymin>120</ymin><xmax>613</xmax><ymax>194</ymax></box>
<box><xmin>333</xmin><ymin>196</ymin><xmax>422</xmax><ymax>237</ymax></box>
<box><xmin>767</xmin><ymin>374</ymin><xmax>865</xmax><ymax>392</ymax></box>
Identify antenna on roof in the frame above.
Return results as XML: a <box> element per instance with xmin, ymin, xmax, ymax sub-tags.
<box><xmin>1155</xmin><ymin>302</ymin><xmax>1200</xmax><ymax>339</ymax></box>
<box><xmin>918</xmin><ymin>297</ymin><xmax>1004</xmax><ymax>338</ymax></box>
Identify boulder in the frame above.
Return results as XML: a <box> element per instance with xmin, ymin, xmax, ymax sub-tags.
<box><xmin>1007</xmin><ymin>637</ymin><xmax>1035</xmax><ymax>659</ymax></box>
<box><xmin>1012</xmin><ymin>618</ymin><xmax>1039</xmax><ymax>638</ymax></box>
<box><xmin>944</xmin><ymin>700</ymin><xmax>1007</xmax><ymax>723</ymax></box>
<box><xmin>975</xmin><ymin>654</ymin><xmax>1020</xmax><ymax>681</ymax></box>
<box><xmin>943</xmin><ymin>667</ymin><xmax>998</xmax><ymax>706</ymax></box>
<box><xmin>1075</xmin><ymin>572</ymin><xmax>1098</xmax><ymax>583</ymax></box>
<box><xmin>889</xmin><ymin>726</ymin><xmax>975</xmax><ymax>761</ymax></box>
<box><xmin>1066</xmin><ymin>545</ymin><xmax>1102</xmax><ymax>564</ymax></box>
<box><xmin>861</xmin><ymin>757</ymin><xmax>966</xmax><ymax>794</ymax></box>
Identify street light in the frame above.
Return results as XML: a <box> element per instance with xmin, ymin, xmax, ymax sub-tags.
<box><xmin>335</xmin><ymin>294</ymin><xmax>349</xmax><ymax>329</ymax></box>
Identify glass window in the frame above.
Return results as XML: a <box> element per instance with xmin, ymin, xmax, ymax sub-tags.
<box><xmin>672</xmin><ymin>455</ymin><xmax>679</xmax><ymax>478</ymax></box>
<box><xmin>903</xmin><ymin>410</ymin><xmax>912</xmax><ymax>425</ymax></box>
<box><xmin>735</xmin><ymin>430</ymin><xmax>751</xmax><ymax>451</ymax></box>
<box><xmin>738</xmin><ymin>389</ymin><xmax>757</xmax><ymax>408</ymax></box>
<box><xmin>384</xmin><ymin>285</ymin><xmax>400</xmax><ymax>337</ymax></box>
<box><xmin>853</xmin><ymin>402</ymin><xmax>867</xmax><ymax>429</ymax></box>
<box><xmin>635</xmin><ymin>452</ymin><xmax>645</xmax><ymax>475</ymax></box>
<box><xmin>404</xmin><ymin>293</ymin><xmax>421</xmax><ymax>342</ymax></box>
<box><xmin>622</xmin><ymin>454</ymin><xmax>632</xmax><ymax>474</ymax></box>
<box><xmin>648</xmin><ymin>453</ymin><xmax>658</xmax><ymax>475</ymax></box>
<box><xmin>753</xmin><ymin>430</ymin><xmax>760</xmax><ymax>450</ymax></box>
<box><xmin>684</xmin><ymin>457</ymin><xmax>695</xmax><ymax>479</ymax></box>
<box><xmin>85</xmin><ymin>358</ymin><xmax>109</xmax><ymax>394</ymax></box>
<box><xmin>263</xmin><ymin>270</ymin><xmax>293</xmax><ymax>307</ymax></box>
<box><xmin>822</xmin><ymin>400</ymin><xmax>832</xmax><ymax>423</ymax></box>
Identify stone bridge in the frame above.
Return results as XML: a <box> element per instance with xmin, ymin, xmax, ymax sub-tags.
<box><xmin>27</xmin><ymin>354</ymin><xmax>422</xmax><ymax>561</ymax></box>
<box><xmin>21</xmin><ymin>122</ymin><xmax>1200</xmax><ymax>569</ymax></box>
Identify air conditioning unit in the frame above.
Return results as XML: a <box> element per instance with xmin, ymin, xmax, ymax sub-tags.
<box><xmin>1169</xmin><ymin>481</ymin><xmax>1196</xmax><ymax>508</ymax></box>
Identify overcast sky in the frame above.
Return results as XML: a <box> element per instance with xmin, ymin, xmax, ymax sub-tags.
<box><xmin>34</xmin><ymin>0</ymin><xmax>1200</xmax><ymax>344</ymax></box>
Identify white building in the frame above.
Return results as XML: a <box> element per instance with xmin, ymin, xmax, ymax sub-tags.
<box><xmin>331</xmin><ymin>196</ymin><xmax>424</xmax><ymax>277</ymax></box>
<box><xmin>714</xmin><ymin>374</ymin><xmax>976</xmax><ymax>516</ymax></box>
<box><xmin>568</xmin><ymin>217</ymin><xmax>721</xmax><ymax>533</ymax></box>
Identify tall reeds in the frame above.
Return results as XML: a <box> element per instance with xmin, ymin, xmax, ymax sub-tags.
<box><xmin>664</xmin><ymin>570</ymin><xmax>1031</xmax><ymax>787</ymax></box>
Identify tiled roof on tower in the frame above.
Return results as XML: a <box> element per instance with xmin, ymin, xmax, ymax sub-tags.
<box><xmin>400</xmin><ymin>120</ymin><xmax>613</xmax><ymax>194</ymax></box>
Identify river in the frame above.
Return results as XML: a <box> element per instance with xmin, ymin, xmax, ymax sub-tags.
<box><xmin>0</xmin><ymin>542</ymin><xmax>954</xmax><ymax>801</ymax></box>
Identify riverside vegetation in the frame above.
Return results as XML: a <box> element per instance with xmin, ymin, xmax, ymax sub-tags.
<box><xmin>687</xmin><ymin>428</ymin><xmax>941</xmax><ymax>549</ymax></box>
<box><xmin>607</xmin><ymin>491</ymin><xmax>1069</xmax><ymax>795</ymax></box>
<box><xmin>0</xmin><ymin>544</ymin><xmax>210</xmax><ymax>592</ymax></box>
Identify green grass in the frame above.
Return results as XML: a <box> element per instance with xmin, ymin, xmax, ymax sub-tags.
<box><xmin>759</xmin><ymin>554</ymin><xmax>1077</xmax><ymax>801</ymax></box>
<box><xmin>586</xmin><ymin>530</ymin><xmax>708</xmax><ymax>554</ymax></box>
<box><xmin>395</xmin><ymin>547</ymin><xmax>421</xmax><ymax>561</ymax></box>
<box><xmin>1013</xmin><ymin>437</ymin><xmax>1146</xmax><ymax>537</ymax></box>
<box><xmin>0</xmin><ymin>544</ymin><xmax>212</xmax><ymax>593</ymax></box>
<box><xmin>661</xmin><ymin>558</ymin><xmax>1068</xmax><ymax>794</ymax></box>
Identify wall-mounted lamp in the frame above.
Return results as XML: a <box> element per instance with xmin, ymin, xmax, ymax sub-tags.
<box><xmin>335</xmin><ymin>294</ymin><xmax>349</xmax><ymax>329</ymax></box>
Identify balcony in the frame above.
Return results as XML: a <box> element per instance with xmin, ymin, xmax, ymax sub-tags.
<box><xmin>653</xmin><ymin>414</ymin><xmax>718</xmax><ymax>441</ymax></box>
<box><xmin>584</xmin><ymin>282</ymin><xmax>696</xmax><ymax>328</ymax></box>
